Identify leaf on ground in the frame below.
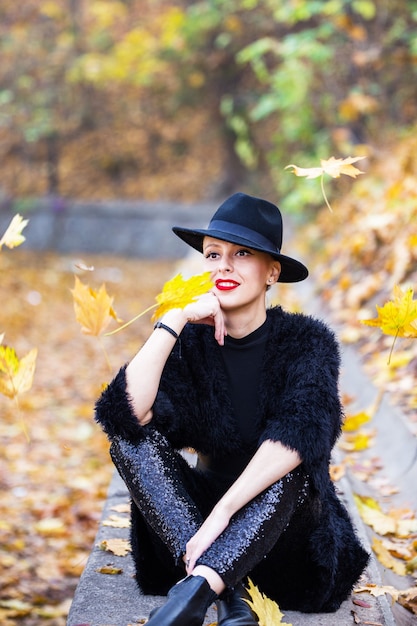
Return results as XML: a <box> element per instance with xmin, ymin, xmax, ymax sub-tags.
<box><xmin>398</xmin><ymin>587</ymin><xmax>417</xmax><ymax>615</ymax></box>
<box><xmin>111</xmin><ymin>503</ymin><xmax>131</xmax><ymax>513</ymax></box>
<box><xmin>244</xmin><ymin>578</ymin><xmax>292</xmax><ymax>626</ymax></box>
<box><xmin>102</xmin><ymin>514</ymin><xmax>131</xmax><ymax>528</ymax></box>
<box><xmin>95</xmin><ymin>565</ymin><xmax>123</xmax><ymax>575</ymax></box>
<box><xmin>339</xmin><ymin>431</ymin><xmax>373</xmax><ymax>451</ymax></box>
<box><xmin>372</xmin><ymin>538</ymin><xmax>407</xmax><ymax>575</ymax></box>
<box><xmin>330</xmin><ymin>463</ymin><xmax>346</xmax><ymax>481</ymax></box>
<box><xmin>354</xmin><ymin>583</ymin><xmax>417</xmax><ymax>608</ymax></box>
<box><xmin>72</xmin><ymin>276</ymin><xmax>122</xmax><ymax>336</ymax></box>
<box><xmin>99</xmin><ymin>538</ymin><xmax>131</xmax><ymax>556</ymax></box>
<box><xmin>343</xmin><ymin>410</ymin><xmax>371</xmax><ymax>432</ymax></box>
<box><xmin>354</xmin><ymin>495</ymin><xmax>396</xmax><ymax>535</ymax></box>
<box><xmin>354</xmin><ymin>494</ymin><xmax>417</xmax><ymax>537</ymax></box>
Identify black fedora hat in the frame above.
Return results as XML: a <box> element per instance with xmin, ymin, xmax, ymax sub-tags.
<box><xmin>172</xmin><ymin>192</ymin><xmax>308</xmax><ymax>283</ymax></box>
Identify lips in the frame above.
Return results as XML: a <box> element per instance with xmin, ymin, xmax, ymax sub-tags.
<box><xmin>215</xmin><ymin>279</ymin><xmax>240</xmax><ymax>291</ymax></box>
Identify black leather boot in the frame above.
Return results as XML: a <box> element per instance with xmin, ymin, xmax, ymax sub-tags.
<box><xmin>146</xmin><ymin>575</ymin><xmax>217</xmax><ymax>626</ymax></box>
<box><xmin>216</xmin><ymin>582</ymin><xmax>259</xmax><ymax>625</ymax></box>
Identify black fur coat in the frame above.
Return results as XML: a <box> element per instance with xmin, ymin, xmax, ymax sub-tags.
<box><xmin>95</xmin><ymin>306</ymin><xmax>369</xmax><ymax>612</ymax></box>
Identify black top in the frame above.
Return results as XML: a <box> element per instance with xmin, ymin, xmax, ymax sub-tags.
<box><xmin>197</xmin><ymin>317</ymin><xmax>270</xmax><ymax>480</ymax></box>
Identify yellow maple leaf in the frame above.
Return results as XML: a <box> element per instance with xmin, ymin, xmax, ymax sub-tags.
<box><xmin>362</xmin><ymin>285</ymin><xmax>417</xmax><ymax>362</ymax></box>
<box><xmin>0</xmin><ymin>345</ymin><xmax>37</xmax><ymax>399</ymax></box>
<box><xmin>0</xmin><ymin>214</ymin><xmax>29</xmax><ymax>250</ymax></box>
<box><xmin>371</xmin><ymin>538</ymin><xmax>407</xmax><ymax>576</ymax></box>
<box><xmin>106</xmin><ymin>272</ymin><xmax>214</xmax><ymax>335</ymax></box>
<box><xmin>354</xmin><ymin>583</ymin><xmax>401</xmax><ymax>602</ymax></box>
<box><xmin>342</xmin><ymin>410</ymin><xmax>371</xmax><ymax>432</ymax></box>
<box><xmin>102</xmin><ymin>515</ymin><xmax>131</xmax><ymax>528</ymax></box>
<box><xmin>244</xmin><ymin>579</ymin><xmax>292</xmax><ymax>626</ymax></box>
<box><xmin>320</xmin><ymin>156</ymin><xmax>366</xmax><ymax>179</ymax></box>
<box><xmin>99</xmin><ymin>538</ymin><xmax>131</xmax><ymax>557</ymax></box>
<box><xmin>286</xmin><ymin>156</ymin><xmax>365</xmax><ymax>179</ymax></box>
<box><xmin>71</xmin><ymin>276</ymin><xmax>122</xmax><ymax>336</ymax></box>
<box><xmin>353</xmin><ymin>494</ymin><xmax>417</xmax><ymax>538</ymax></box>
<box><xmin>285</xmin><ymin>155</ymin><xmax>365</xmax><ymax>211</ymax></box>
<box><xmin>339</xmin><ymin>431</ymin><xmax>373</xmax><ymax>452</ymax></box>
<box><xmin>362</xmin><ymin>285</ymin><xmax>417</xmax><ymax>337</ymax></box>
<box><xmin>152</xmin><ymin>272</ymin><xmax>214</xmax><ymax>321</ymax></box>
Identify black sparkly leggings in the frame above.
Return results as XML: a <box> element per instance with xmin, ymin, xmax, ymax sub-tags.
<box><xmin>110</xmin><ymin>428</ymin><xmax>310</xmax><ymax>588</ymax></box>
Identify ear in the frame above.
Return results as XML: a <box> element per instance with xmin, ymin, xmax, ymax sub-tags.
<box><xmin>268</xmin><ymin>262</ymin><xmax>281</xmax><ymax>285</ymax></box>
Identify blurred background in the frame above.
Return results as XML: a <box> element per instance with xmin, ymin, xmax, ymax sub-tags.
<box><xmin>1</xmin><ymin>0</ymin><xmax>416</xmax><ymax>210</ymax></box>
<box><xmin>1</xmin><ymin>2</ymin><xmax>417</xmax><ymax>625</ymax></box>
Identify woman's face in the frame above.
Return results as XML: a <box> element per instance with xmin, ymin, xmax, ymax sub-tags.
<box><xmin>202</xmin><ymin>237</ymin><xmax>281</xmax><ymax>313</ymax></box>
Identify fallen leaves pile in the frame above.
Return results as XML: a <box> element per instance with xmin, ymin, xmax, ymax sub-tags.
<box><xmin>0</xmin><ymin>249</ymin><xmax>173</xmax><ymax>625</ymax></box>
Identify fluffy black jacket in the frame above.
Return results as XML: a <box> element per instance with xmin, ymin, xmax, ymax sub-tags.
<box><xmin>95</xmin><ymin>306</ymin><xmax>369</xmax><ymax>612</ymax></box>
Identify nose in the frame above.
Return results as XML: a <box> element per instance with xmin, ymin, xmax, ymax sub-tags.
<box><xmin>218</xmin><ymin>254</ymin><xmax>232</xmax><ymax>273</ymax></box>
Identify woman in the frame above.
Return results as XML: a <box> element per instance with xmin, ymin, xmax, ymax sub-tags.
<box><xmin>95</xmin><ymin>192</ymin><xmax>369</xmax><ymax>626</ymax></box>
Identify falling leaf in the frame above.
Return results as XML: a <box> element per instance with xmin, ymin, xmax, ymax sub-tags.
<box><xmin>286</xmin><ymin>156</ymin><xmax>365</xmax><ymax>180</ymax></box>
<box><xmin>285</xmin><ymin>156</ymin><xmax>365</xmax><ymax>211</ymax></box>
<box><xmin>362</xmin><ymin>285</ymin><xmax>417</xmax><ymax>337</ymax></box>
<box><xmin>362</xmin><ymin>285</ymin><xmax>417</xmax><ymax>362</ymax></box>
<box><xmin>244</xmin><ymin>579</ymin><xmax>292</xmax><ymax>626</ymax></box>
<box><xmin>74</xmin><ymin>260</ymin><xmax>95</xmax><ymax>272</ymax></box>
<box><xmin>0</xmin><ymin>345</ymin><xmax>37</xmax><ymax>399</ymax></box>
<box><xmin>99</xmin><ymin>538</ymin><xmax>131</xmax><ymax>557</ymax></box>
<box><xmin>71</xmin><ymin>276</ymin><xmax>122</xmax><ymax>336</ymax></box>
<box><xmin>0</xmin><ymin>214</ymin><xmax>29</xmax><ymax>250</ymax></box>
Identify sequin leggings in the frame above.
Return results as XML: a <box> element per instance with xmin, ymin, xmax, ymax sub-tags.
<box><xmin>110</xmin><ymin>428</ymin><xmax>310</xmax><ymax>589</ymax></box>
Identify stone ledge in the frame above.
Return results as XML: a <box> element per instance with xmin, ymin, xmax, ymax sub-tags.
<box><xmin>67</xmin><ymin>466</ymin><xmax>395</xmax><ymax>626</ymax></box>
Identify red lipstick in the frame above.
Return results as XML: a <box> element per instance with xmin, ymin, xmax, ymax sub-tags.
<box><xmin>215</xmin><ymin>279</ymin><xmax>240</xmax><ymax>291</ymax></box>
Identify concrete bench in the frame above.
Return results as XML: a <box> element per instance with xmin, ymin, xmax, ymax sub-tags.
<box><xmin>67</xmin><ymin>461</ymin><xmax>396</xmax><ymax>626</ymax></box>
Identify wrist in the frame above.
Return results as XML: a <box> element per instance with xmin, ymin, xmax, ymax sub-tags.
<box><xmin>156</xmin><ymin>309</ymin><xmax>187</xmax><ymax>335</ymax></box>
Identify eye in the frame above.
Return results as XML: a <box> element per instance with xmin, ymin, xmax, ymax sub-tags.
<box><xmin>204</xmin><ymin>251</ymin><xmax>219</xmax><ymax>259</ymax></box>
<box><xmin>236</xmin><ymin>248</ymin><xmax>252</xmax><ymax>257</ymax></box>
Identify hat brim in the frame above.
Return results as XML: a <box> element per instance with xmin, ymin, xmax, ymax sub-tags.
<box><xmin>172</xmin><ymin>226</ymin><xmax>308</xmax><ymax>283</ymax></box>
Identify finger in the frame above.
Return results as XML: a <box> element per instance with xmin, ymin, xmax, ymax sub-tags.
<box><xmin>184</xmin><ymin>554</ymin><xmax>196</xmax><ymax>573</ymax></box>
<box><xmin>213</xmin><ymin>311</ymin><xmax>226</xmax><ymax>346</ymax></box>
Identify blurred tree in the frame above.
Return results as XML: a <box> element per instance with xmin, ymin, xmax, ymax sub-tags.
<box><xmin>1</xmin><ymin>2</ymin><xmax>78</xmax><ymax>194</ymax></box>
<box><xmin>1</xmin><ymin>0</ymin><xmax>417</xmax><ymax>205</ymax></box>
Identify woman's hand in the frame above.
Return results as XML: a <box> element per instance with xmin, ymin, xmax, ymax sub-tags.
<box><xmin>184</xmin><ymin>506</ymin><xmax>230</xmax><ymax>573</ymax></box>
<box><xmin>183</xmin><ymin>292</ymin><xmax>227</xmax><ymax>345</ymax></box>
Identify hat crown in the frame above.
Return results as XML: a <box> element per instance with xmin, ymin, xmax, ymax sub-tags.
<box><xmin>210</xmin><ymin>193</ymin><xmax>282</xmax><ymax>253</ymax></box>
<box><xmin>171</xmin><ymin>191</ymin><xmax>308</xmax><ymax>283</ymax></box>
